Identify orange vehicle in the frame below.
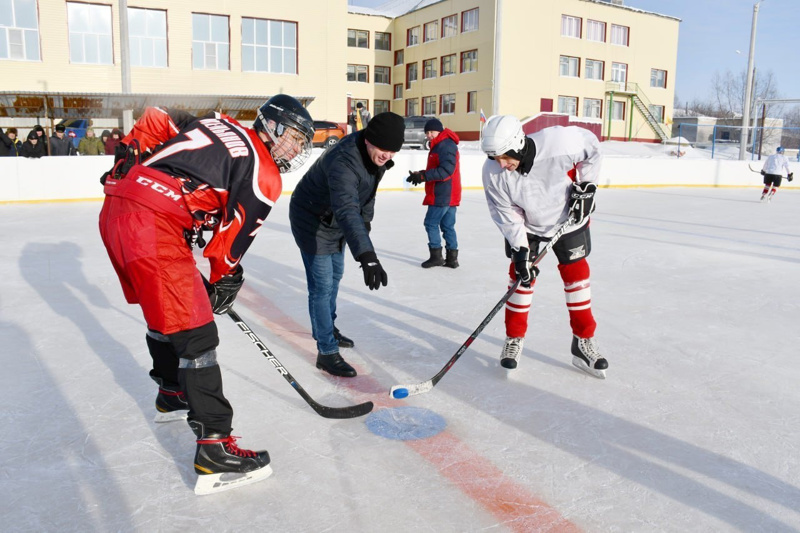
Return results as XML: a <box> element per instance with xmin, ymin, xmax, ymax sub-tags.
<box><xmin>312</xmin><ymin>120</ymin><xmax>347</xmax><ymax>149</ymax></box>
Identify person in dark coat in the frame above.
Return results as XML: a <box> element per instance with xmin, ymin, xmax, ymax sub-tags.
<box><xmin>105</xmin><ymin>128</ymin><xmax>123</xmax><ymax>155</ymax></box>
<box><xmin>289</xmin><ymin>112</ymin><xmax>404</xmax><ymax>377</ymax></box>
<box><xmin>0</xmin><ymin>127</ymin><xmax>23</xmax><ymax>156</ymax></box>
<box><xmin>50</xmin><ymin>123</ymin><xmax>77</xmax><ymax>156</ymax></box>
<box><xmin>407</xmin><ymin>118</ymin><xmax>462</xmax><ymax>268</ymax></box>
<box><xmin>20</xmin><ymin>130</ymin><xmax>46</xmax><ymax>158</ymax></box>
<box><xmin>33</xmin><ymin>125</ymin><xmax>48</xmax><ymax>155</ymax></box>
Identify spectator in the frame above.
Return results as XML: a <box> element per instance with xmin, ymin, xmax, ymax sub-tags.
<box><xmin>78</xmin><ymin>128</ymin><xmax>105</xmax><ymax>155</ymax></box>
<box><xmin>50</xmin><ymin>124</ymin><xmax>77</xmax><ymax>156</ymax></box>
<box><xmin>20</xmin><ymin>130</ymin><xmax>45</xmax><ymax>158</ymax></box>
<box><xmin>33</xmin><ymin>125</ymin><xmax>48</xmax><ymax>155</ymax></box>
<box><xmin>105</xmin><ymin>128</ymin><xmax>123</xmax><ymax>155</ymax></box>
<box><xmin>406</xmin><ymin>118</ymin><xmax>462</xmax><ymax>269</ymax></box>
<box><xmin>0</xmin><ymin>127</ymin><xmax>23</xmax><ymax>157</ymax></box>
<box><xmin>349</xmin><ymin>102</ymin><xmax>371</xmax><ymax>133</ymax></box>
<box><xmin>289</xmin><ymin>112</ymin><xmax>404</xmax><ymax>377</ymax></box>
<box><xmin>100</xmin><ymin>129</ymin><xmax>111</xmax><ymax>148</ymax></box>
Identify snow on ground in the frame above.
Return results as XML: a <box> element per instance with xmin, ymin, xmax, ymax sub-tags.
<box><xmin>1</xmin><ymin>185</ymin><xmax>798</xmax><ymax>532</ymax></box>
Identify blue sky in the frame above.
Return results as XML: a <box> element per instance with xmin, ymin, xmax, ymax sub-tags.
<box><xmin>348</xmin><ymin>0</ymin><xmax>800</xmax><ymax>106</ymax></box>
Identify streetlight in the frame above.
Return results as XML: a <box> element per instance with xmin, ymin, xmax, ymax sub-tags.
<box><xmin>739</xmin><ymin>1</ymin><xmax>762</xmax><ymax>161</ymax></box>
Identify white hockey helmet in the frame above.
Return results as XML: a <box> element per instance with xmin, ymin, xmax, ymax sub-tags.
<box><xmin>480</xmin><ymin>115</ymin><xmax>526</xmax><ymax>158</ymax></box>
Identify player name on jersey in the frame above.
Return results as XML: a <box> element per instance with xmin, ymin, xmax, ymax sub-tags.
<box><xmin>200</xmin><ymin>118</ymin><xmax>249</xmax><ymax>158</ymax></box>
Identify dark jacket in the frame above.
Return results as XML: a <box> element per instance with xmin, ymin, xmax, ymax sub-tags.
<box><xmin>21</xmin><ymin>139</ymin><xmax>46</xmax><ymax>158</ymax></box>
<box><xmin>105</xmin><ymin>128</ymin><xmax>123</xmax><ymax>155</ymax></box>
<box><xmin>50</xmin><ymin>133</ymin><xmax>76</xmax><ymax>156</ymax></box>
<box><xmin>289</xmin><ymin>131</ymin><xmax>392</xmax><ymax>258</ymax></box>
<box><xmin>421</xmin><ymin>128</ymin><xmax>461</xmax><ymax>207</ymax></box>
<box><xmin>0</xmin><ymin>128</ymin><xmax>22</xmax><ymax>156</ymax></box>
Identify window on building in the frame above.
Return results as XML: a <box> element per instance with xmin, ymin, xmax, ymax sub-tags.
<box><xmin>441</xmin><ymin>14</ymin><xmax>457</xmax><ymax>37</ymax></box>
<box><xmin>128</xmin><ymin>8</ymin><xmax>167</xmax><ymax>68</ymax></box>
<box><xmin>68</xmin><ymin>2</ymin><xmax>113</xmax><ymax>65</ymax></box>
<box><xmin>406</xmin><ymin>98</ymin><xmax>419</xmax><ymax>117</ymax></box>
<box><xmin>441</xmin><ymin>53</ymin><xmax>456</xmax><ymax>76</ymax></box>
<box><xmin>407</xmin><ymin>26</ymin><xmax>419</xmax><ymax>46</ymax></box>
<box><xmin>561</xmin><ymin>15</ymin><xmax>581</xmax><ymax>38</ymax></box>
<box><xmin>394</xmin><ymin>84</ymin><xmax>403</xmax><ymax>99</ymax></box>
<box><xmin>394</xmin><ymin>49</ymin><xmax>404</xmax><ymax>65</ymax></box>
<box><xmin>192</xmin><ymin>13</ymin><xmax>229</xmax><ymax>70</ymax></box>
<box><xmin>242</xmin><ymin>18</ymin><xmax>297</xmax><ymax>74</ymax></box>
<box><xmin>374</xmin><ymin>100</ymin><xmax>390</xmax><ymax>114</ymax></box>
<box><xmin>423</xmin><ymin>58</ymin><xmax>436</xmax><ymax>79</ymax></box>
<box><xmin>441</xmin><ymin>93</ymin><xmax>456</xmax><ymax>114</ymax></box>
<box><xmin>422</xmin><ymin>95</ymin><xmax>436</xmax><ymax>115</ymax></box>
<box><xmin>611</xmin><ymin>62</ymin><xmax>627</xmax><ymax>83</ymax></box>
<box><xmin>0</xmin><ymin>0</ymin><xmax>41</xmax><ymax>61</ymax></box>
<box><xmin>462</xmin><ymin>8</ymin><xmax>478</xmax><ymax>32</ymax></box>
<box><xmin>406</xmin><ymin>62</ymin><xmax>417</xmax><ymax>89</ymax></box>
<box><xmin>651</xmin><ymin>68</ymin><xmax>667</xmax><ymax>88</ymax></box>
<box><xmin>347</xmin><ymin>64</ymin><xmax>368</xmax><ymax>82</ymax></box>
<box><xmin>347</xmin><ymin>29</ymin><xmax>369</xmax><ymax>48</ymax></box>
<box><xmin>375</xmin><ymin>65</ymin><xmax>390</xmax><ymax>84</ymax></box>
<box><xmin>558</xmin><ymin>96</ymin><xmax>578</xmax><ymax>116</ymax></box>
<box><xmin>587</xmin><ymin>20</ymin><xmax>605</xmax><ymax>42</ymax></box>
<box><xmin>375</xmin><ymin>31</ymin><xmax>391</xmax><ymax>51</ymax></box>
<box><xmin>467</xmin><ymin>91</ymin><xmax>477</xmax><ymax>113</ymax></box>
<box><xmin>585</xmin><ymin>59</ymin><xmax>604</xmax><ymax>80</ymax></box>
<box><xmin>584</xmin><ymin>98</ymin><xmax>602</xmax><ymax>118</ymax></box>
<box><xmin>424</xmin><ymin>21</ymin><xmax>438</xmax><ymax>42</ymax></box>
<box><xmin>610</xmin><ymin>24</ymin><xmax>629</xmax><ymax>46</ymax></box>
<box><xmin>612</xmin><ymin>100</ymin><xmax>625</xmax><ymax>120</ymax></box>
<box><xmin>461</xmin><ymin>49</ymin><xmax>477</xmax><ymax>73</ymax></box>
<box><xmin>649</xmin><ymin>104</ymin><xmax>664</xmax><ymax>122</ymax></box>
<box><xmin>559</xmin><ymin>55</ymin><xmax>579</xmax><ymax>77</ymax></box>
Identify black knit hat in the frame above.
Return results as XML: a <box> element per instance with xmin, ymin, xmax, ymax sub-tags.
<box><xmin>424</xmin><ymin>118</ymin><xmax>443</xmax><ymax>132</ymax></box>
<box><xmin>364</xmin><ymin>112</ymin><xmax>405</xmax><ymax>152</ymax></box>
<box><xmin>55</xmin><ymin>123</ymin><xmax>66</xmax><ymax>132</ymax></box>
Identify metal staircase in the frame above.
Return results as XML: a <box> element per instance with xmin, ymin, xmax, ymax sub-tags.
<box><xmin>605</xmin><ymin>82</ymin><xmax>669</xmax><ymax>142</ymax></box>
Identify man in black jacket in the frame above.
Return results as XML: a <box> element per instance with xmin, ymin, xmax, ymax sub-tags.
<box><xmin>289</xmin><ymin>112</ymin><xmax>404</xmax><ymax>377</ymax></box>
<box><xmin>50</xmin><ymin>124</ymin><xmax>77</xmax><ymax>156</ymax></box>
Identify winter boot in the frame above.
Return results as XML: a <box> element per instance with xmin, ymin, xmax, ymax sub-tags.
<box><xmin>444</xmin><ymin>249</ymin><xmax>460</xmax><ymax>269</ymax></box>
<box><xmin>316</xmin><ymin>351</ymin><xmax>357</xmax><ymax>377</ymax></box>
<box><xmin>421</xmin><ymin>247</ymin><xmax>445</xmax><ymax>268</ymax></box>
<box><xmin>189</xmin><ymin>421</ymin><xmax>272</xmax><ymax>495</ymax></box>
<box><xmin>333</xmin><ymin>327</ymin><xmax>355</xmax><ymax>348</ymax></box>
<box><xmin>571</xmin><ymin>335</ymin><xmax>608</xmax><ymax>379</ymax></box>
<box><xmin>151</xmin><ymin>376</ymin><xmax>189</xmax><ymax>423</ymax></box>
<box><xmin>501</xmin><ymin>337</ymin><xmax>524</xmax><ymax>369</ymax></box>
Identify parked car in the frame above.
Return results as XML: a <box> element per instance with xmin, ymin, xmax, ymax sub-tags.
<box><xmin>312</xmin><ymin>120</ymin><xmax>347</xmax><ymax>149</ymax></box>
<box><xmin>403</xmin><ymin>115</ymin><xmax>435</xmax><ymax>150</ymax></box>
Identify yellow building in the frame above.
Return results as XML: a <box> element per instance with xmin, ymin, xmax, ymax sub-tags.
<box><xmin>0</xmin><ymin>0</ymin><xmax>678</xmax><ymax>142</ymax></box>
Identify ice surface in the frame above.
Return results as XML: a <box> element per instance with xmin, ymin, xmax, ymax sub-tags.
<box><xmin>1</xmin><ymin>187</ymin><xmax>798</xmax><ymax>532</ymax></box>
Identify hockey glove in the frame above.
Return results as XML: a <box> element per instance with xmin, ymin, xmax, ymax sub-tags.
<box><xmin>406</xmin><ymin>171</ymin><xmax>425</xmax><ymax>186</ymax></box>
<box><xmin>760</xmin><ymin>170</ymin><xmax>766</xmax><ymax>176</ymax></box>
<box><xmin>511</xmin><ymin>247</ymin><xmax>539</xmax><ymax>288</ymax></box>
<box><xmin>788</xmin><ymin>172</ymin><xmax>794</xmax><ymax>182</ymax></box>
<box><xmin>569</xmin><ymin>182</ymin><xmax>597</xmax><ymax>225</ymax></box>
<box><xmin>358</xmin><ymin>251</ymin><xmax>388</xmax><ymax>290</ymax></box>
<box><xmin>208</xmin><ymin>265</ymin><xmax>244</xmax><ymax>314</ymax></box>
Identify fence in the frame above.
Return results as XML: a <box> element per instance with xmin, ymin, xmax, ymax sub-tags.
<box><xmin>673</xmin><ymin>123</ymin><xmax>800</xmax><ymax>160</ymax></box>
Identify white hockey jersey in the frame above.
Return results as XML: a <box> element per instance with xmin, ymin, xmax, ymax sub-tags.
<box><xmin>482</xmin><ymin>126</ymin><xmax>601</xmax><ymax>250</ymax></box>
<box><xmin>762</xmin><ymin>153</ymin><xmax>790</xmax><ymax>176</ymax></box>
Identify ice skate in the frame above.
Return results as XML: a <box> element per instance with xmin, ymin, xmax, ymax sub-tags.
<box><xmin>193</xmin><ymin>432</ymin><xmax>272</xmax><ymax>495</ymax></box>
<box><xmin>760</xmin><ymin>194</ymin><xmax>767</xmax><ymax>202</ymax></box>
<box><xmin>571</xmin><ymin>335</ymin><xmax>608</xmax><ymax>379</ymax></box>
<box><xmin>153</xmin><ymin>382</ymin><xmax>189</xmax><ymax>423</ymax></box>
<box><xmin>501</xmin><ymin>337</ymin><xmax>524</xmax><ymax>369</ymax></box>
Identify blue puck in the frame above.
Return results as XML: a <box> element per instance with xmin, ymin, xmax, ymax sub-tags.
<box><xmin>392</xmin><ymin>388</ymin><xmax>409</xmax><ymax>399</ymax></box>
<box><xmin>365</xmin><ymin>406</ymin><xmax>446</xmax><ymax>441</ymax></box>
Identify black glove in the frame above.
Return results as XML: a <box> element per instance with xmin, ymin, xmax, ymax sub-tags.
<box><xmin>406</xmin><ymin>171</ymin><xmax>424</xmax><ymax>186</ymax></box>
<box><xmin>511</xmin><ymin>247</ymin><xmax>539</xmax><ymax>288</ymax></box>
<box><xmin>761</xmin><ymin>170</ymin><xmax>766</xmax><ymax>176</ymax></box>
<box><xmin>358</xmin><ymin>251</ymin><xmax>388</xmax><ymax>290</ymax></box>
<box><xmin>208</xmin><ymin>265</ymin><xmax>244</xmax><ymax>314</ymax></box>
<box><xmin>569</xmin><ymin>182</ymin><xmax>597</xmax><ymax>225</ymax></box>
<box><xmin>788</xmin><ymin>172</ymin><xmax>794</xmax><ymax>182</ymax></box>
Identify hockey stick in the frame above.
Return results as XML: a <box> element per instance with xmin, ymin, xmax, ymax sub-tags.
<box><xmin>748</xmin><ymin>164</ymin><xmax>763</xmax><ymax>174</ymax></box>
<box><xmin>390</xmin><ymin>218</ymin><xmax>575</xmax><ymax>399</ymax></box>
<box><xmin>227</xmin><ymin>309</ymin><xmax>374</xmax><ymax>419</ymax></box>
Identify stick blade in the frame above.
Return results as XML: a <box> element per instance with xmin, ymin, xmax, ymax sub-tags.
<box><xmin>389</xmin><ymin>381</ymin><xmax>434</xmax><ymax>399</ymax></box>
<box><xmin>310</xmin><ymin>400</ymin><xmax>374</xmax><ymax>419</ymax></box>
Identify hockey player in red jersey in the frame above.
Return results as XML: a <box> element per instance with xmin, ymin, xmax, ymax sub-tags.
<box><xmin>481</xmin><ymin>115</ymin><xmax>608</xmax><ymax>379</ymax></box>
<box><xmin>99</xmin><ymin>94</ymin><xmax>315</xmax><ymax>494</ymax></box>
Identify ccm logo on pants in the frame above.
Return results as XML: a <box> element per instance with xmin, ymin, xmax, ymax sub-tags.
<box><xmin>135</xmin><ymin>176</ymin><xmax>182</xmax><ymax>202</ymax></box>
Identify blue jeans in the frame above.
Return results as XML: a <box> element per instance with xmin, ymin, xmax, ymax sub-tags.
<box><xmin>424</xmin><ymin>205</ymin><xmax>458</xmax><ymax>250</ymax></box>
<box><xmin>300</xmin><ymin>250</ymin><xmax>345</xmax><ymax>355</ymax></box>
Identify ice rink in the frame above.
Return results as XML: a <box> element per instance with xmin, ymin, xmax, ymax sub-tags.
<box><xmin>1</xmin><ymin>187</ymin><xmax>798</xmax><ymax>532</ymax></box>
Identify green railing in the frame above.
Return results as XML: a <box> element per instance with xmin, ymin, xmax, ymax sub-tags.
<box><xmin>605</xmin><ymin>81</ymin><xmax>669</xmax><ymax>141</ymax></box>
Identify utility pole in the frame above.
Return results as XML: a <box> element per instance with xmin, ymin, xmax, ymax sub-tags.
<box><xmin>739</xmin><ymin>2</ymin><xmax>761</xmax><ymax>160</ymax></box>
<box><xmin>119</xmin><ymin>0</ymin><xmax>134</xmax><ymax>132</ymax></box>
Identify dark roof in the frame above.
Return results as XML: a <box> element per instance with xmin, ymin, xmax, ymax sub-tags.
<box><xmin>0</xmin><ymin>91</ymin><xmax>315</xmax><ymax>120</ymax></box>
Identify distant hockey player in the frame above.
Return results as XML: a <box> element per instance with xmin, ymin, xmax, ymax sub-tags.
<box><xmin>759</xmin><ymin>146</ymin><xmax>793</xmax><ymax>202</ymax></box>
<box><xmin>480</xmin><ymin>115</ymin><xmax>608</xmax><ymax>378</ymax></box>
<box><xmin>99</xmin><ymin>94</ymin><xmax>315</xmax><ymax>494</ymax></box>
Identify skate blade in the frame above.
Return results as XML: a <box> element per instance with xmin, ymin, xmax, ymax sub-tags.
<box><xmin>571</xmin><ymin>356</ymin><xmax>606</xmax><ymax>379</ymax></box>
<box><xmin>153</xmin><ymin>410</ymin><xmax>188</xmax><ymax>423</ymax></box>
<box><xmin>194</xmin><ymin>465</ymin><xmax>273</xmax><ymax>496</ymax></box>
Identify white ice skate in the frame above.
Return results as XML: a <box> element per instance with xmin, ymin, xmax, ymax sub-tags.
<box><xmin>501</xmin><ymin>337</ymin><xmax>524</xmax><ymax>369</ymax></box>
<box><xmin>571</xmin><ymin>336</ymin><xmax>608</xmax><ymax>379</ymax></box>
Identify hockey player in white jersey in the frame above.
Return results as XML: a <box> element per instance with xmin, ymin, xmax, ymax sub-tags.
<box><xmin>480</xmin><ymin>115</ymin><xmax>608</xmax><ymax>378</ymax></box>
<box><xmin>759</xmin><ymin>146</ymin><xmax>794</xmax><ymax>202</ymax></box>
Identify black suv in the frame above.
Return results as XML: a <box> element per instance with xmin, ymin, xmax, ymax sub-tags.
<box><xmin>403</xmin><ymin>115</ymin><xmax>436</xmax><ymax>149</ymax></box>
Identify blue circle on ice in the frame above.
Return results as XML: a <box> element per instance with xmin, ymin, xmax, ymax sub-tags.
<box><xmin>366</xmin><ymin>406</ymin><xmax>446</xmax><ymax>441</ymax></box>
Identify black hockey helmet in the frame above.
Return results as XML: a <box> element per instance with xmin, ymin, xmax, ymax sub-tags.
<box><xmin>255</xmin><ymin>94</ymin><xmax>315</xmax><ymax>173</ymax></box>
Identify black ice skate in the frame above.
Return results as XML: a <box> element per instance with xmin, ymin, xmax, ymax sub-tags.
<box><xmin>193</xmin><ymin>433</ymin><xmax>272</xmax><ymax>495</ymax></box>
<box><xmin>571</xmin><ymin>335</ymin><xmax>608</xmax><ymax>379</ymax></box>
<box><xmin>501</xmin><ymin>337</ymin><xmax>524</xmax><ymax>369</ymax></box>
<box><xmin>153</xmin><ymin>383</ymin><xmax>189</xmax><ymax>423</ymax></box>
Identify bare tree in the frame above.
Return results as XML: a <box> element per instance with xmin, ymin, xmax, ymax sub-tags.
<box><xmin>701</xmin><ymin>68</ymin><xmax>780</xmax><ymax>118</ymax></box>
